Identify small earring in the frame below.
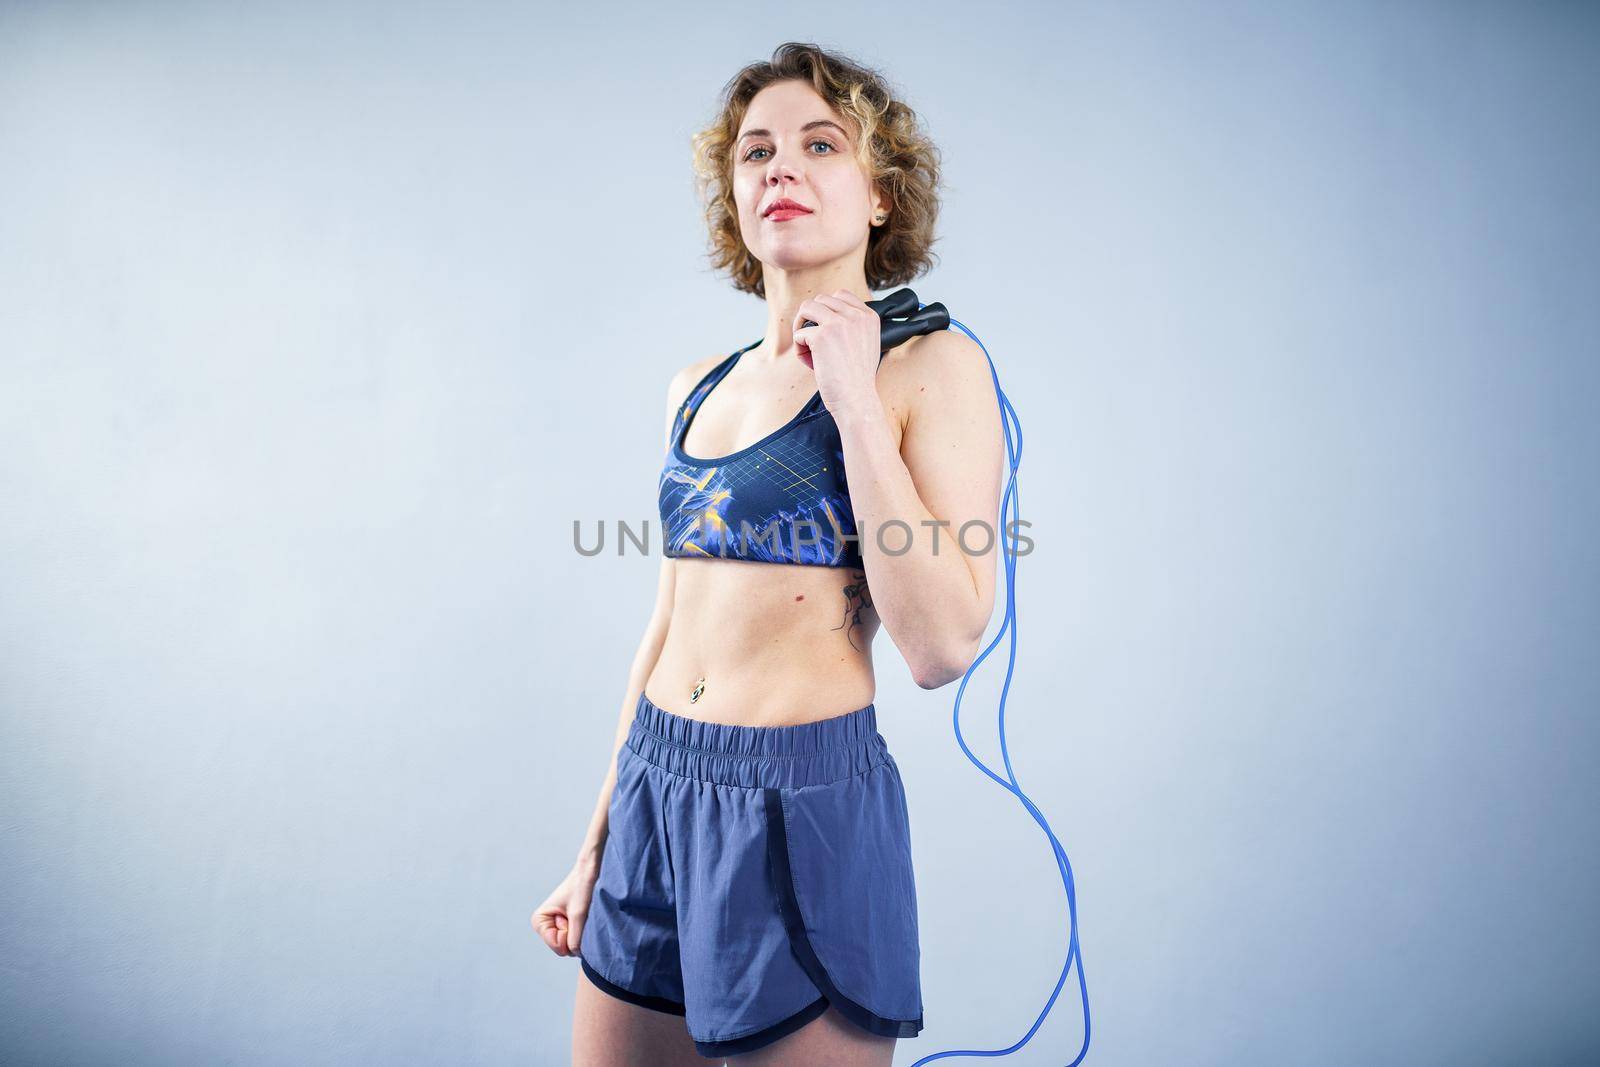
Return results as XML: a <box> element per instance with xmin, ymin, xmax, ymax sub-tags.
<box><xmin>874</xmin><ymin>213</ymin><xmax>887</xmax><ymax>224</ymax></box>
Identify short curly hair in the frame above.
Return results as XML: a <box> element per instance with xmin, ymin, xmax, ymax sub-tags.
<box><xmin>690</xmin><ymin>42</ymin><xmax>943</xmax><ymax>299</ymax></box>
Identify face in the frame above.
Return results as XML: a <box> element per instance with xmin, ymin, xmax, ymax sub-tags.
<box><xmin>731</xmin><ymin>79</ymin><xmax>887</xmax><ymax>277</ymax></box>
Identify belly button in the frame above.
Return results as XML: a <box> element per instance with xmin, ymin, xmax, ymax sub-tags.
<box><xmin>690</xmin><ymin>676</ymin><xmax>706</xmax><ymax>703</ymax></box>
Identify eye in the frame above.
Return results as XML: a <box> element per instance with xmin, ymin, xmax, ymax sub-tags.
<box><xmin>740</xmin><ymin>138</ymin><xmax>840</xmax><ymax>163</ymax></box>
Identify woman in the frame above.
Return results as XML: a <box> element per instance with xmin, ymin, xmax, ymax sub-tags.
<box><xmin>535</xmin><ymin>42</ymin><xmax>1004</xmax><ymax>1065</ymax></box>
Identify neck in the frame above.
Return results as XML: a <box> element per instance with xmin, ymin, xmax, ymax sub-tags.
<box><xmin>754</xmin><ymin>261</ymin><xmax>874</xmax><ymax>364</ymax></box>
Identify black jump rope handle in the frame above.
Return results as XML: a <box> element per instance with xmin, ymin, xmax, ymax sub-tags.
<box><xmin>800</xmin><ymin>287</ymin><xmax>950</xmax><ymax>353</ymax></box>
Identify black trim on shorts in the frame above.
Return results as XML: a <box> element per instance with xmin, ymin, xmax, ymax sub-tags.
<box><xmin>579</xmin><ymin>956</ymin><xmax>687</xmax><ymax>1017</ymax></box>
<box><xmin>761</xmin><ymin>787</ymin><xmax>926</xmax><ymax>1040</ymax></box>
<box><xmin>692</xmin><ymin>994</ymin><xmax>831</xmax><ymax>1058</ymax></box>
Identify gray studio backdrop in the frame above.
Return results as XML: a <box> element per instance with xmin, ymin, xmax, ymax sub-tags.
<box><xmin>2</xmin><ymin>2</ymin><xmax>1596</xmax><ymax>1064</ymax></box>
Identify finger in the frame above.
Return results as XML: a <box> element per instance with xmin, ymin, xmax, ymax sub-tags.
<box><xmin>567</xmin><ymin>913</ymin><xmax>586</xmax><ymax>955</ymax></box>
<box><xmin>536</xmin><ymin>911</ymin><xmax>567</xmax><ymax>954</ymax></box>
<box><xmin>794</xmin><ymin>322</ymin><xmax>820</xmax><ymax>352</ymax></box>
<box><xmin>814</xmin><ymin>294</ymin><xmax>869</xmax><ymax>322</ymax></box>
<box><xmin>793</xmin><ymin>324</ymin><xmax>819</xmax><ymax>368</ymax></box>
<box><xmin>792</xmin><ymin>299</ymin><xmax>836</xmax><ymax>335</ymax></box>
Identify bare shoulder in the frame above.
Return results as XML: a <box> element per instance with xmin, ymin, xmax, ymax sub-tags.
<box><xmin>882</xmin><ymin>328</ymin><xmax>992</xmax><ymax>425</ymax></box>
<box><xmin>900</xmin><ymin>327</ymin><xmax>988</xmax><ymax>379</ymax></box>
<box><xmin>660</xmin><ymin>351</ymin><xmax>732</xmax><ymax>445</ymax></box>
<box><xmin>666</xmin><ymin>351</ymin><xmax>728</xmax><ymax>410</ymax></box>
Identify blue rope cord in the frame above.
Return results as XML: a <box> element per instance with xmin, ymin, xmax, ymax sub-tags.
<box><xmin>908</xmin><ymin>313</ymin><xmax>1091</xmax><ymax>1066</ymax></box>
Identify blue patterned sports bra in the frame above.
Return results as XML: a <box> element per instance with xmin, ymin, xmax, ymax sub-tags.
<box><xmin>659</xmin><ymin>339</ymin><xmax>885</xmax><ymax>568</ymax></box>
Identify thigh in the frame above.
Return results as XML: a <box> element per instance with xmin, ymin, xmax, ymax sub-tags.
<box><xmin>573</xmin><ymin>968</ymin><xmax>714</xmax><ymax>1067</ymax></box>
<box><xmin>734</xmin><ymin>1004</ymin><xmax>895</xmax><ymax>1067</ymax></box>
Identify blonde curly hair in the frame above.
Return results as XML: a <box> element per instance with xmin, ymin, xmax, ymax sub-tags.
<box><xmin>690</xmin><ymin>42</ymin><xmax>943</xmax><ymax>299</ymax></box>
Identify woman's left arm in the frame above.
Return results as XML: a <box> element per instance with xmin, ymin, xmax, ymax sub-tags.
<box><xmin>835</xmin><ymin>329</ymin><xmax>1005</xmax><ymax>689</ymax></box>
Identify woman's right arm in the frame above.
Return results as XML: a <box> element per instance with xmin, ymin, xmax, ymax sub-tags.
<box><xmin>537</xmin><ymin>555</ymin><xmax>676</xmax><ymax>957</ymax></box>
<box><xmin>571</xmin><ymin>552</ymin><xmax>675</xmax><ymax>869</ymax></box>
<box><xmin>533</xmin><ymin>361</ymin><xmax>702</xmax><ymax>958</ymax></box>
<box><xmin>570</xmin><ymin>361</ymin><xmax>701</xmax><ymax>868</ymax></box>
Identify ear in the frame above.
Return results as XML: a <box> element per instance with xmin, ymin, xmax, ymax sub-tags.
<box><xmin>871</xmin><ymin>184</ymin><xmax>890</xmax><ymax>222</ymax></box>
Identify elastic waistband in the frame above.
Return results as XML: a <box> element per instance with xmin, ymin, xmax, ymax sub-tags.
<box><xmin>627</xmin><ymin>691</ymin><xmax>889</xmax><ymax>789</ymax></box>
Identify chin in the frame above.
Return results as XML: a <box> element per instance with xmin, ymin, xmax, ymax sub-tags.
<box><xmin>762</xmin><ymin>252</ymin><xmax>828</xmax><ymax>272</ymax></box>
<box><xmin>756</xmin><ymin>243</ymin><xmax>852</xmax><ymax>273</ymax></box>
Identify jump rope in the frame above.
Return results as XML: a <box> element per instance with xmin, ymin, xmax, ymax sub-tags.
<box><xmin>807</xmin><ymin>288</ymin><xmax>1092</xmax><ymax>1065</ymax></box>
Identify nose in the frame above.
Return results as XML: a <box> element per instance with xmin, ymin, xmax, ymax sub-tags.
<box><xmin>764</xmin><ymin>146</ymin><xmax>804</xmax><ymax>187</ymax></box>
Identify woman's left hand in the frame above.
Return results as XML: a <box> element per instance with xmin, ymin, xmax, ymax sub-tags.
<box><xmin>793</xmin><ymin>289</ymin><xmax>883</xmax><ymax>423</ymax></box>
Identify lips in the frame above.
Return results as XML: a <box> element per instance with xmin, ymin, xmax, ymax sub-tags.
<box><xmin>763</xmin><ymin>198</ymin><xmax>812</xmax><ymax>220</ymax></box>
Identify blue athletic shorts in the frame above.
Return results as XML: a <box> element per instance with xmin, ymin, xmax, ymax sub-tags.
<box><xmin>578</xmin><ymin>691</ymin><xmax>925</xmax><ymax>1058</ymax></box>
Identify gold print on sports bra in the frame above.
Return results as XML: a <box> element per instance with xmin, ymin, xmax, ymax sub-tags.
<box><xmin>831</xmin><ymin>570</ymin><xmax>873</xmax><ymax>652</ymax></box>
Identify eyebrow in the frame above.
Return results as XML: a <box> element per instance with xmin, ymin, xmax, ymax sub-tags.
<box><xmin>735</xmin><ymin>119</ymin><xmax>850</xmax><ymax>145</ymax></box>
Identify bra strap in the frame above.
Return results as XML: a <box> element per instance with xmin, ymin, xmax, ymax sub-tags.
<box><xmin>671</xmin><ymin>345</ymin><xmax>751</xmax><ymax>445</ymax></box>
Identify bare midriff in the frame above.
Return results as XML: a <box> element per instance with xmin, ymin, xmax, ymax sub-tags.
<box><xmin>643</xmin><ymin>556</ymin><xmax>879</xmax><ymax>727</ymax></box>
